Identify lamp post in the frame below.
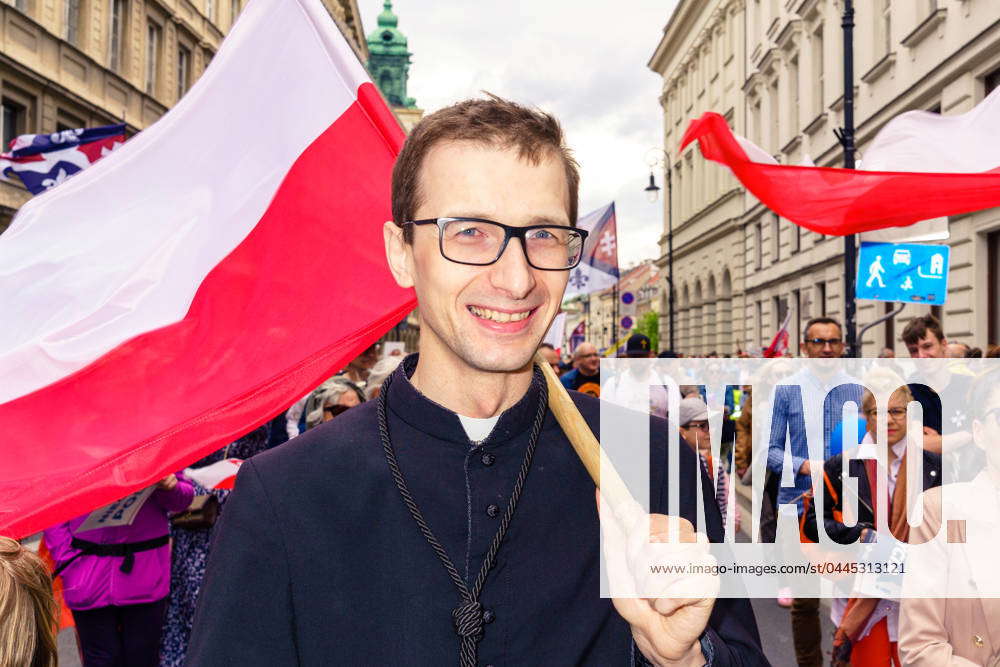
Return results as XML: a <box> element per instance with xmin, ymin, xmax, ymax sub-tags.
<box><xmin>838</xmin><ymin>0</ymin><xmax>858</xmax><ymax>356</ymax></box>
<box><xmin>643</xmin><ymin>150</ymin><xmax>675</xmax><ymax>352</ymax></box>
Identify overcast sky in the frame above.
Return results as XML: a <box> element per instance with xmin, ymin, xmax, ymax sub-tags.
<box><xmin>358</xmin><ymin>0</ymin><xmax>680</xmax><ymax>268</ymax></box>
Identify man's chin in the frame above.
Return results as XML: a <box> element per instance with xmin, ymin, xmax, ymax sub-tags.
<box><xmin>459</xmin><ymin>344</ymin><xmax>536</xmax><ymax>374</ymax></box>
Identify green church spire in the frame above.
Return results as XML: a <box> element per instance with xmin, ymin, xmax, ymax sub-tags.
<box><xmin>366</xmin><ymin>0</ymin><xmax>416</xmax><ymax>109</ymax></box>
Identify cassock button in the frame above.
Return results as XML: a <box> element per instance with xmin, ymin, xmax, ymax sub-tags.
<box><xmin>482</xmin><ymin>452</ymin><xmax>496</xmax><ymax>466</ymax></box>
<box><xmin>974</xmin><ymin>634</ymin><xmax>985</xmax><ymax>648</ymax></box>
<box><xmin>483</xmin><ymin>609</ymin><xmax>495</xmax><ymax>624</ymax></box>
<box><xmin>486</xmin><ymin>504</ymin><xmax>500</xmax><ymax>518</ymax></box>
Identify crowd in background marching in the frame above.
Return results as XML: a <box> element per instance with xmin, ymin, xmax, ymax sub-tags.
<box><xmin>3</xmin><ymin>315</ymin><xmax>999</xmax><ymax>666</ymax></box>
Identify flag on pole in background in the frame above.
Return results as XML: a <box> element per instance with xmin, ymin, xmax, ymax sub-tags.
<box><xmin>563</xmin><ymin>202</ymin><xmax>619</xmax><ymax>299</ymax></box>
<box><xmin>569</xmin><ymin>321</ymin><xmax>585</xmax><ymax>353</ymax></box>
<box><xmin>0</xmin><ymin>0</ymin><xmax>412</xmax><ymax>539</ymax></box>
<box><xmin>0</xmin><ymin>124</ymin><xmax>126</xmax><ymax>195</ymax></box>
<box><xmin>763</xmin><ymin>310</ymin><xmax>793</xmax><ymax>358</ymax></box>
<box><xmin>680</xmin><ymin>91</ymin><xmax>1000</xmax><ymax>236</ymax></box>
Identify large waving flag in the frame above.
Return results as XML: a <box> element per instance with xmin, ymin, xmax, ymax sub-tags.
<box><xmin>0</xmin><ymin>0</ymin><xmax>413</xmax><ymax>539</ymax></box>
<box><xmin>0</xmin><ymin>124</ymin><xmax>126</xmax><ymax>195</ymax></box>
<box><xmin>564</xmin><ymin>202</ymin><xmax>619</xmax><ymax>299</ymax></box>
<box><xmin>680</xmin><ymin>95</ymin><xmax>1000</xmax><ymax>236</ymax></box>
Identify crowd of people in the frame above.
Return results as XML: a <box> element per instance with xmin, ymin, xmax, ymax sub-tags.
<box><xmin>0</xmin><ymin>342</ymin><xmax>403</xmax><ymax>667</ymax></box>
<box><xmin>539</xmin><ymin>314</ymin><xmax>999</xmax><ymax>667</ymax></box>
<box><xmin>2</xmin><ymin>313</ymin><xmax>998</xmax><ymax>666</ymax></box>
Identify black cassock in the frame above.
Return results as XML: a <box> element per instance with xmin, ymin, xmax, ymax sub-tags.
<box><xmin>187</xmin><ymin>357</ymin><xmax>767</xmax><ymax>666</ymax></box>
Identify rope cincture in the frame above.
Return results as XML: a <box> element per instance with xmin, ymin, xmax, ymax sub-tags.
<box><xmin>377</xmin><ymin>366</ymin><xmax>548</xmax><ymax>667</ymax></box>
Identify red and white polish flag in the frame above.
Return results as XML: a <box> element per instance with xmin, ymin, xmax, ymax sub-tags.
<box><xmin>184</xmin><ymin>459</ymin><xmax>244</xmax><ymax>491</ymax></box>
<box><xmin>0</xmin><ymin>0</ymin><xmax>414</xmax><ymax>538</ymax></box>
<box><xmin>680</xmin><ymin>91</ymin><xmax>1000</xmax><ymax>236</ymax></box>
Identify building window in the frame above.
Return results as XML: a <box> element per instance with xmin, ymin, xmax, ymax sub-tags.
<box><xmin>108</xmin><ymin>0</ymin><xmax>126</xmax><ymax>72</ymax></box>
<box><xmin>756</xmin><ymin>301</ymin><xmax>763</xmax><ymax>345</ymax></box>
<box><xmin>774</xmin><ymin>296</ymin><xmax>788</xmax><ymax>332</ymax></box>
<box><xmin>177</xmin><ymin>45</ymin><xmax>191</xmax><ymax>100</ymax></box>
<box><xmin>792</xmin><ymin>289</ymin><xmax>802</xmax><ymax>349</ymax></box>
<box><xmin>812</xmin><ymin>24</ymin><xmax>824</xmax><ymax>116</ymax></box>
<box><xmin>816</xmin><ymin>282</ymin><xmax>827</xmax><ymax>316</ymax></box>
<box><xmin>990</xmin><ymin>230</ymin><xmax>1000</xmax><ymax>344</ymax></box>
<box><xmin>791</xmin><ymin>217</ymin><xmax>801</xmax><ymax>253</ymax></box>
<box><xmin>771</xmin><ymin>215</ymin><xmax>780</xmax><ymax>262</ymax></box>
<box><xmin>230</xmin><ymin>0</ymin><xmax>240</xmax><ymax>27</ymax></box>
<box><xmin>754</xmin><ymin>221</ymin><xmax>763</xmax><ymax>270</ymax></box>
<box><xmin>985</xmin><ymin>67</ymin><xmax>1000</xmax><ymax>97</ymax></box>
<box><xmin>2</xmin><ymin>0</ymin><xmax>28</xmax><ymax>12</ymax></box>
<box><xmin>146</xmin><ymin>21</ymin><xmax>161</xmax><ymax>96</ymax></box>
<box><xmin>205</xmin><ymin>0</ymin><xmax>214</xmax><ymax>20</ymax></box>
<box><xmin>1</xmin><ymin>98</ymin><xmax>26</xmax><ymax>149</ymax></box>
<box><xmin>64</xmin><ymin>0</ymin><xmax>81</xmax><ymax>45</ymax></box>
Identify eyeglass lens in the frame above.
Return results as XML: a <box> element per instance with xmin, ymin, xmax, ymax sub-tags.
<box><xmin>440</xmin><ymin>219</ymin><xmax>584</xmax><ymax>269</ymax></box>
<box><xmin>806</xmin><ymin>338</ymin><xmax>843</xmax><ymax>346</ymax></box>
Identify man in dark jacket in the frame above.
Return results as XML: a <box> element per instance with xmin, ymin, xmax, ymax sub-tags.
<box><xmin>187</xmin><ymin>96</ymin><xmax>766</xmax><ymax>666</ymax></box>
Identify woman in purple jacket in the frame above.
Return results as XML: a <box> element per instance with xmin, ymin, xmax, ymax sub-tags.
<box><xmin>43</xmin><ymin>474</ymin><xmax>193</xmax><ymax>666</ymax></box>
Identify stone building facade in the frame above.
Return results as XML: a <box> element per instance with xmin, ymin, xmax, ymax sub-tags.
<box><xmin>651</xmin><ymin>0</ymin><xmax>1000</xmax><ymax>355</ymax></box>
<box><xmin>0</xmin><ymin>0</ymin><xmax>367</xmax><ymax>232</ymax></box>
<box><xmin>648</xmin><ymin>0</ymin><xmax>746</xmax><ymax>356</ymax></box>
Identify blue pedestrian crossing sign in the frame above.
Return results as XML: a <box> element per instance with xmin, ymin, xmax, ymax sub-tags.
<box><xmin>855</xmin><ymin>242</ymin><xmax>950</xmax><ymax>305</ymax></box>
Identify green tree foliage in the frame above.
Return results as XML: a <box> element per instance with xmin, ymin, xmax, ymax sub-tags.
<box><xmin>635</xmin><ymin>310</ymin><xmax>660</xmax><ymax>354</ymax></box>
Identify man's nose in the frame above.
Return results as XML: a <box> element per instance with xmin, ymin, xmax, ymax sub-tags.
<box><xmin>488</xmin><ymin>238</ymin><xmax>536</xmax><ymax>299</ymax></box>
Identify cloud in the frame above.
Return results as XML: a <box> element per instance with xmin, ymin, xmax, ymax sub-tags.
<box><xmin>358</xmin><ymin>0</ymin><xmax>680</xmax><ymax>267</ymax></box>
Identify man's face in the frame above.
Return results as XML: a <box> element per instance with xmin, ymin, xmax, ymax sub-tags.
<box><xmin>680</xmin><ymin>420</ymin><xmax>709</xmax><ymax>451</ymax></box>
<box><xmin>801</xmin><ymin>323</ymin><xmax>844</xmax><ymax>359</ymax></box>
<box><xmin>385</xmin><ymin>141</ymin><xmax>570</xmax><ymax>374</ymax></box>
<box><xmin>907</xmin><ymin>331</ymin><xmax>947</xmax><ymax>358</ymax></box>
<box><xmin>575</xmin><ymin>343</ymin><xmax>600</xmax><ymax>375</ymax></box>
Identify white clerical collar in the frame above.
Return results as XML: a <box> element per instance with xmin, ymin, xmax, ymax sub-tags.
<box><xmin>457</xmin><ymin>414</ymin><xmax>500</xmax><ymax>443</ymax></box>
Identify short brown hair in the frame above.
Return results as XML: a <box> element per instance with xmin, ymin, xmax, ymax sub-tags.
<box><xmin>391</xmin><ymin>94</ymin><xmax>580</xmax><ymax>241</ymax></box>
<box><xmin>901</xmin><ymin>314</ymin><xmax>945</xmax><ymax>346</ymax></box>
<box><xmin>0</xmin><ymin>537</ymin><xmax>57</xmax><ymax>667</ymax></box>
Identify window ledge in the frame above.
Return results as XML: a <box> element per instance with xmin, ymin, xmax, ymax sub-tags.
<box><xmin>782</xmin><ymin>134</ymin><xmax>803</xmax><ymax>155</ymax></box>
<box><xmin>803</xmin><ymin>111</ymin><xmax>827</xmax><ymax>136</ymax></box>
<box><xmin>901</xmin><ymin>8</ymin><xmax>947</xmax><ymax>49</ymax></box>
<box><xmin>861</xmin><ymin>52</ymin><xmax>896</xmax><ymax>84</ymax></box>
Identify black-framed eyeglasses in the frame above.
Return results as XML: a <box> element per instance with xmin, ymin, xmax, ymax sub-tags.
<box><xmin>403</xmin><ymin>217</ymin><xmax>589</xmax><ymax>271</ymax></box>
<box><xmin>805</xmin><ymin>337</ymin><xmax>844</xmax><ymax>347</ymax></box>
<box><xmin>683</xmin><ymin>421</ymin><xmax>710</xmax><ymax>431</ymax></box>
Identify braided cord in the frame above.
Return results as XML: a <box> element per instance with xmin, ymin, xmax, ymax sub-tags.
<box><xmin>378</xmin><ymin>367</ymin><xmax>548</xmax><ymax>667</ymax></box>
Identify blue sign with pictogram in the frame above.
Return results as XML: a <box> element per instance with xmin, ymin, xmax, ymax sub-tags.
<box><xmin>620</xmin><ymin>316</ymin><xmax>634</xmax><ymax>330</ymax></box>
<box><xmin>855</xmin><ymin>242</ymin><xmax>950</xmax><ymax>305</ymax></box>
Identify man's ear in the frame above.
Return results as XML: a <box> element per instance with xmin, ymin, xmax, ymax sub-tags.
<box><xmin>384</xmin><ymin>221</ymin><xmax>414</xmax><ymax>288</ymax></box>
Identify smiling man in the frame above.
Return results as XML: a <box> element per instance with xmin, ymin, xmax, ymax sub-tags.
<box><xmin>186</xmin><ymin>97</ymin><xmax>765</xmax><ymax>666</ymax></box>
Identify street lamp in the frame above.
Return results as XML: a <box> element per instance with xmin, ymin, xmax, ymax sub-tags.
<box><xmin>644</xmin><ymin>173</ymin><xmax>661</xmax><ymax>204</ymax></box>
<box><xmin>643</xmin><ymin>149</ymin><xmax>675</xmax><ymax>353</ymax></box>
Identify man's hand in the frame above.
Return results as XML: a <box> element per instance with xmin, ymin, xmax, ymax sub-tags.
<box><xmin>798</xmin><ymin>460</ymin><xmax>811</xmax><ymax>475</ymax></box>
<box><xmin>157</xmin><ymin>474</ymin><xmax>178</xmax><ymax>491</ymax></box>
<box><xmin>921</xmin><ymin>427</ymin><xmax>942</xmax><ymax>454</ymax></box>
<box><xmin>599</xmin><ymin>491</ymin><xmax>718</xmax><ymax>666</ymax></box>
